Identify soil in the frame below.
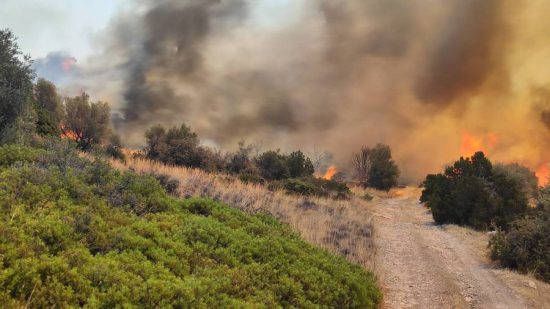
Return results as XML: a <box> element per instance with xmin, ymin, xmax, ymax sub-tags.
<box><xmin>368</xmin><ymin>188</ymin><xmax>546</xmax><ymax>309</ymax></box>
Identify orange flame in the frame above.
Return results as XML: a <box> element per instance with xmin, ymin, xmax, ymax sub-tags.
<box><xmin>323</xmin><ymin>166</ymin><xmax>337</xmax><ymax>180</ymax></box>
<box><xmin>536</xmin><ymin>163</ymin><xmax>549</xmax><ymax>186</ymax></box>
<box><xmin>460</xmin><ymin>130</ymin><xmax>498</xmax><ymax>157</ymax></box>
<box><xmin>60</xmin><ymin>126</ymin><xmax>79</xmax><ymax>141</ymax></box>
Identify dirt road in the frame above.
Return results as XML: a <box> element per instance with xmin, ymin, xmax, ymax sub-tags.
<box><xmin>369</xmin><ymin>188</ymin><xmax>531</xmax><ymax>309</ymax></box>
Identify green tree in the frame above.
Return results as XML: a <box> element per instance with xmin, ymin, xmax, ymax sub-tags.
<box><xmin>0</xmin><ymin>29</ymin><xmax>34</xmax><ymax>144</ymax></box>
<box><xmin>421</xmin><ymin>152</ymin><xmax>528</xmax><ymax>230</ymax></box>
<box><xmin>62</xmin><ymin>93</ymin><xmax>111</xmax><ymax>150</ymax></box>
<box><xmin>286</xmin><ymin>150</ymin><xmax>315</xmax><ymax>178</ymax></box>
<box><xmin>34</xmin><ymin>78</ymin><xmax>63</xmax><ymax>136</ymax></box>
<box><xmin>144</xmin><ymin>123</ymin><xmax>220</xmax><ymax>170</ymax></box>
<box><xmin>352</xmin><ymin>144</ymin><xmax>399</xmax><ymax>191</ymax></box>
<box><xmin>255</xmin><ymin>150</ymin><xmax>289</xmax><ymax>181</ymax></box>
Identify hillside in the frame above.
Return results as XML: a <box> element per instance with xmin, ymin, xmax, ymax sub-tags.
<box><xmin>0</xmin><ymin>142</ymin><xmax>381</xmax><ymax>308</ymax></box>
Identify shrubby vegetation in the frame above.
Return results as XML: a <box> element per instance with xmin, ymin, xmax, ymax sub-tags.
<box><xmin>352</xmin><ymin>144</ymin><xmax>400</xmax><ymax>191</ymax></box>
<box><xmin>420</xmin><ymin>152</ymin><xmax>528</xmax><ymax>230</ymax></box>
<box><xmin>0</xmin><ymin>142</ymin><xmax>381</xmax><ymax>307</ymax></box>
<box><xmin>143</xmin><ymin>123</ymin><xmax>350</xmax><ymax>199</ymax></box>
<box><xmin>0</xmin><ymin>29</ymin><xmax>35</xmax><ymax>144</ymax></box>
<box><xmin>489</xmin><ymin>185</ymin><xmax>550</xmax><ymax>283</ymax></box>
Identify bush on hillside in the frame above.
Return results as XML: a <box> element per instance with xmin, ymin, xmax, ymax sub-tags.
<box><xmin>255</xmin><ymin>150</ymin><xmax>289</xmax><ymax>181</ymax></box>
<box><xmin>489</xmin><ymin>198</ymin><xmax>550</xmax><ymax>282</ymax></box>
<box><xmin>420</xmin><ymin>152</ymin><xmax>528</xmax><ymax>230</ymax></box>
<box><xmin>0</xmin><ymin>144</ymin><xmax>381</xmax><ymax>308</ymax></box>
<box><xmin>144</xmin><ymin>123</ymin><xmax>223</xmax><ymax>172</ymax></box>
<box><xmin>283</xmin><ymin>177</ymin><xmax>352</xmax><ymax>200</ymax></box>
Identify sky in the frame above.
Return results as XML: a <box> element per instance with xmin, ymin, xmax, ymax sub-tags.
<box><xmin>0</xmin><ymin>0</ymin><xmax>130</xmax><ymax>60</ymax></box>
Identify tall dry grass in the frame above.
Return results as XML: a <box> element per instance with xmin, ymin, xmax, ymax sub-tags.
<box><xmin>110</xmin><ymin>157</ymin><xmax>378</xmax><ymax>271</ymax></box>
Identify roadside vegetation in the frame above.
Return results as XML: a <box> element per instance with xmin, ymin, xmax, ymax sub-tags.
<box><xmin>420</xmin><ymin>152</ymin><xmax>528</xmax><ymax>230</ymax></box>
<box><xmin>421</xmin><ymin>151</ymin><xmax>550</xmax><ymax>283</ymax></box>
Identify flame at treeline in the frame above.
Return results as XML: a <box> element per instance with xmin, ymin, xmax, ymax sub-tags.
<box><xmin>323</xmin><ymin>166</ymin><xmax>338</xmax><ymax>180</ymax></box>
<box><xmin>461</xmin><ymin>130</ymin><xmax>548</xmax><ymax>186</ymax></box>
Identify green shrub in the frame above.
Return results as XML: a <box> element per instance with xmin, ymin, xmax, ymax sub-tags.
<box><xmin>283</xmin><ymin>177</ymin><xmax>351</xmax><ymax>200</ymax></box>
<box><xmin>0</xmin><ymin>144</ymin><xmax>45</xmax><ymax>167</ymax></box>
<box><xmin>489</xmin><ymin>210</ymin><xmax>550</xmax><ymax>282</ymax></box>
<box><xmin>420</xmin><ymin>152</ymin><xmax>528</xmax><ymax>230</ymax></box>
<box><xmin>0</xmin><ymin>144</ymin><xmax>381</xmax><ymax>308</ymax></box>
<box><xmin>283</xmin><ymin>179</ymin><xmax>316</xmax><ymax>196</ymax></box>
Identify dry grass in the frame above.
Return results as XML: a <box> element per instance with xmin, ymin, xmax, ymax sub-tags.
<box><xmin>110</xmin><ymin>157</ymin><xmax>378</xmax><ymax>271</ymax></box>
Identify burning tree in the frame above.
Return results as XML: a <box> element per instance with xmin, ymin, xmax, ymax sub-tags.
<box><xmin>62</xmin><ymin>93</ymin><xmax>111</xmax><ymax>150</ymax></box>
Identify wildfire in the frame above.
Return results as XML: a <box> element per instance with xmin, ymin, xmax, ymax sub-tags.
<box><xmin>60</xmin><ymin>126</ymin><xmax>79</xmax><ymax>141</ymax></box>
<box><xmin>323</xmin><ymin>166</ymin><xmax>337</xmax><ymax>180</ymax></box>
<box><xmin>536</xmin><ymin>163</ymin><xmax>549</xmax><ymax>186</ymax></box>
<box><xmin>460</xmin><ymin>130</ymin><xmax>498</xmax><ymax>157</ymax></box>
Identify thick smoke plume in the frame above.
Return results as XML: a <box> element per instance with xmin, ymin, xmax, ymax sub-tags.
<box><xmin>80</xmin><ymin>0</ymin><xmax>550</xmax><ymax>182</ymax></box>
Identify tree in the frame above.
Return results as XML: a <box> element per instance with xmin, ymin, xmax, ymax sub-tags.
<box><xmin>352</xmin><ymin>144</ymin><xmax>399</xmax><ymax>191</ymax></box>
<box><xmin>144</xmin><ymin>123</ymin><xmax>219</xmax><ymax>170</ymax></box>
<box><xmin>286</xmin><ymin>150</ymin><xmax>315</xmax><ymax>178</ymax></box>
<box><xmin>421</xmin><ymin>152</ymin><xmax>528</xmax><ymax>230</ymax></box>
<box><xmin>226</xmin><ymin>141</ymin><xmax>254</xmax><ymax>174</ymax></box>
<box><xmin>255</xmin><ymin>150</ymin><xmax>289</xmax><ymax>181</ymax></box>
<box><xmin>34</xmin><ymin>78</ymin><xmax>63</xmax><ymax>136</ymax></box>
<box><xmin>352</xmin><ymin>146</ymin><xmax>371</xmax><ymax>186</ymax></box>
<box><xmin>0</xmin><ymin>29</ymin><xmax>34</xmax><ymax>143</ymax></box>
<box><xmin>62</xmin><ymin>93</ymin><xmax>111</xmax><ymax>150</ymax></box>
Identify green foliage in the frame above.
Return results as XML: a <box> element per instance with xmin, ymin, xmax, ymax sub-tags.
<box><xmin>286</xmin><ymin>151</ymin><xmax>315</xmax><ymax>178</ymax></box>
<box><xmin>489</xmin><ymin>204</ymin><xmax>550</xmax><ymax>282</ymax></box>
<box><xmin>144</xmin><ymin>123</ymin><xmax>224</xmax><ymax>172</ymax></box>
<box><xmin>0</xmin><ymin>144</ymin><xmax>45</xmax><ymax>167</ymax></box>
<box><xmin>33</xmin><ymin>78</ymin><xmax>63</xmax><ymax>136</ymax></box>
<box><xmin>62</xmin><ymin>93</ymin><xmax>111</xmax><ymax>150</ymax></box>
<box><xmin>352</xmin><ymin>144</ymin><xmax>400</xmax><ymax>191</ymax></box>
<box><xmin>0</xmin><ymin>144</ymin><xmax>380</xmax><ymax>307</ymax></box>
<box><xmin>0</xmin><ymin>29</ymin><xmax>35</xmax><ymax>144</ymax></box>
<box><xmin>421</xmin><ymin>152</ymin><xmax>528</xmax><ymax>230</ymax></box>
<box><xmin>493</xmin><ymin>163</ymin><xmax>539</xmax><ymax>199</ymax></box>
<box><xmin>255</xmin><ymin>150</ymin><xmax>289</xmax><ymax>181</ymax></box>
<box><xmin>283</xmin><ymin>177</ymin><xmax>352</xmax><ymax>200</ymax></box>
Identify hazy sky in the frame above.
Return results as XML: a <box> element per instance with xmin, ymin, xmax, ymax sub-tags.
<box><xmin>0</xmin><ymin>0</ymin><xmax>297</xmax><ymax>61</ymax></box>
<box><xmin>0</xmin><ymin>0</ymin><xmax>130</xmax><ymax>60</ymax></box>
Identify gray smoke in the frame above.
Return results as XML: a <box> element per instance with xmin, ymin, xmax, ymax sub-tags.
<box><xmin>79</xmin><ymin>0</ymin><xmax>550</xmax><ymax>182</ymax></box>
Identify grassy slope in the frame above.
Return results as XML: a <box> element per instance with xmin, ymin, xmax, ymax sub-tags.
<box><xmin>111</xmin><ymin>157</ymin><xmax>377</xmax><ymax>271</ymax></box>
<box><xmin>0</xmin><ymin>143</ymin><xmax>381</xmax><ymax>308</ymax></box>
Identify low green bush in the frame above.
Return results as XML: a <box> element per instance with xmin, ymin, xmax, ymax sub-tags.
<box><xmin>0</xmin><ymin>144</ymin><xmax>45</xmax><ymax>167</ymax></box>
<box><xmin>0</xmin><ymin>144</ymin><xmax>381</xmax><ymax>308</ymax></box>
<box><xmin>489</xmin><ymin>186</ymin><xmax>550</xmax><ymax>283</ymax></box>
<box><xmin>283</xmin><ymin>177</ymin><xmax>352</xmax><ymax>200</ymax></box>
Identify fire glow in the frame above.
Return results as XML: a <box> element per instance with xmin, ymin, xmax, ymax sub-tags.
<box><xmin>323</xmin><ymin>166</ymin><xmax>337</xmax><ymax>180</ymax></box>
<box><xmin>460</xmin><ymin>130</ymin><xmax>498</xmax><ymax>157</ymax></box>
<box><xmin>536</xmin><ymin>163</ymin><xmax>549</xmax><ymax>186</ymax></box>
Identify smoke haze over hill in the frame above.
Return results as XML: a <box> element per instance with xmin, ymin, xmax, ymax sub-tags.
<box><xmin>67</xmin><ymin>0</ymin><xmax>550</xmax><ymax>182</ymax></box>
